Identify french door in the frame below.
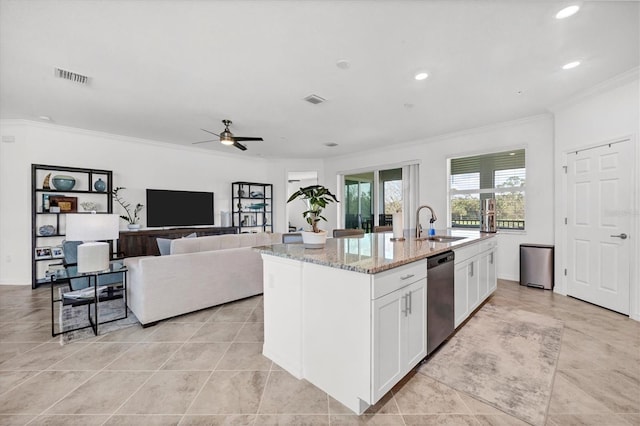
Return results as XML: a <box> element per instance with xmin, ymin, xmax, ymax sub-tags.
<box><xmin>566</xmin><ymin>139</ymin><xmax>633</xmax><ymax>314</ymax></box>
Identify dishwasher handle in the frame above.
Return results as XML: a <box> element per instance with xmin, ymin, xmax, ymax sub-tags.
<box><xmin>427</xmin><ymin>251</ymin><xmax>455</xmax><ymax>269</ymax></box>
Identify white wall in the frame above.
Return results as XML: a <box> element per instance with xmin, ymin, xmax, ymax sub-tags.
<box><xmin>265</xmin><ymin>159</ymin><xmax>325</xmax><ymax>234</ymax></box>
<box><xmin>0</xmin><ymin>120</ymin><xmax>278</xmax><ymax>285</ymax></box>
<box><xmin>552</xmin><ymin>70</ymin><xmax>639</xmax><ymax>320</ymax></box>
<box><xmin>323</xmin><ymin>115</ymin><xmax>555</xmax><ymax>281</ymax></box>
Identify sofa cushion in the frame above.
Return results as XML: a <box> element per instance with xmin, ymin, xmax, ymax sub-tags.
<box><xmin>157</xmin><ymin>232</ymin><xmax>197</xmax><ymax>255</ymax></box>
<box><xmin>170</xmin><ymin>232</ymin><xmax>281</xmax><ymax>255</ymax></box>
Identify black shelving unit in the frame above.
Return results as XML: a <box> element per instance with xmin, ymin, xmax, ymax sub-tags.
<box><xmin>231</xmin><ymin>181</ymin><xmax>273</xmax><ymax>233</ymax></box>
<box><xmin>31</xmin><ymin>164</ymin><xmax>114</xmax><ymax>288</ymax></box>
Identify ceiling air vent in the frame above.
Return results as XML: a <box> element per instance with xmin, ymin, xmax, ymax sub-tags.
<box><xmin>303</xmin><ymin>94</ymin><xmax>326</xmax><ymax>105</ymax></box>
<box><xmin>54</xmin><ymin>67</ymin><xmax>89</xmax><ymax>85</ymax></box>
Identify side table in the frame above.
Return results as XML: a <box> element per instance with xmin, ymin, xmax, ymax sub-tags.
<box><xmin>51</xmin><ymin>261</ymin><xmax>128</xmax><ymax>337</ymax></box>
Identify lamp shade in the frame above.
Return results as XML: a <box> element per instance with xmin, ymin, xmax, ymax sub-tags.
<box><xmin>66</xmin><ymin>213</ymin><xmax>119</xmax><ymax>242</ymax></box>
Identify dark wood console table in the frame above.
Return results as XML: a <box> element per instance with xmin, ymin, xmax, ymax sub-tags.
<box><xmin>118</xmin><ymin>226</ymin><xmax>238</xmax><ymax>257</ymax></box>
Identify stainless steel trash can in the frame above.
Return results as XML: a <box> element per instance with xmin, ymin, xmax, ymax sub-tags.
<box><xmin>519</xmin><ymin>244</ymin><xmax>554</xmax><ymax>290</ymax></box>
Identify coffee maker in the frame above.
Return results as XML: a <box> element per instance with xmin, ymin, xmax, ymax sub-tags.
<box><xmin>480</xmin><ymin>198</ymin><xmax>497</xmax><ymax>233</ymax></box>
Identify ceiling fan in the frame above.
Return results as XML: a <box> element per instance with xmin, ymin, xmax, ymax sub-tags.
<box><xmin>193</xmin><ymin>119</ymin><xmax>263</xmax><ymax>151</ymax></box>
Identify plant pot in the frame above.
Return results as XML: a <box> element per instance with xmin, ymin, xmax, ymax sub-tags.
<box><xmin>301</xmin><ymin>230</ymin><xmax>327</xmax><ymax>249</ymax></box>
<box><xmin>127</xmin><ymin>223</ymin><xmax>141</xmax><ymax>231</ymax></box>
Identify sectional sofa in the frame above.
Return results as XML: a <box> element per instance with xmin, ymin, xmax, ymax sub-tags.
<box><xmin>124</xmin><ymin>232</ymin><xmax>282</xmax><ymax>326</ymax></box>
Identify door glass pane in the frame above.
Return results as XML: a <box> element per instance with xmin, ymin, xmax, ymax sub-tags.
<box><xmin>379</xmin><ymin>168</ymin><xmax>402</xmax><ymax>226</ymax></box>
<box><xmin>343</xmin><ymin>172</ymin><xmax>374</xmax><ymax>230</ymax></box>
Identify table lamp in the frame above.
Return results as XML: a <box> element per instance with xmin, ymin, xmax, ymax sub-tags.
<box><xmin>65</xmin><ymin>213</ymin><xmax>119</xmax><ymax>273</ymax></box>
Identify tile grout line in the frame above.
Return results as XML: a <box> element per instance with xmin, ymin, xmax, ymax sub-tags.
<box><xmin>179</xmin><ymin>301</ymin><xmax>258</xmax><ymax>423</ymax></box>
<box><xmin>247</xmin><ymin>302</ymin><xmax>272</xmax><ymax>425</ymax></box>
<box><xmin>102</xmin><ymin>319</ymin><xmax>206</xmax><ymax>425</ymax></box>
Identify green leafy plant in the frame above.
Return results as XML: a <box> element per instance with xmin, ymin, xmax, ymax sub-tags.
<box><xmin>287</xmin><ymin>185</ymin><xmax>339</xmax><ymax>233</ymax></box>
<box><xmin>112</xmin><ymin>187</ymin><xmax>143</xmax><ymax>224</ymax></box>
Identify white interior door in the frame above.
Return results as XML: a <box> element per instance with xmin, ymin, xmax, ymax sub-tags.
<box><xmin>566</xmin><ymin>139</ymin><xmax>633</xmax><ymax>315</ymax></box>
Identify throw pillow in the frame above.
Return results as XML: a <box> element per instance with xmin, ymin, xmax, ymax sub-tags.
<box><xmin>157</xmin><ymin>238</ymin><xmax>172</xmax><ymax>256</ymax></box>
<box><xmin>157</xmin><ymin>233</ymin><xmax>197</xmax><ymax>256</ymax></box>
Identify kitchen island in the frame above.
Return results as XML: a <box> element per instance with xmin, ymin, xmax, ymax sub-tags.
<box><xmin>258</xmin><ymin>230</ymin><xmax>497</xmax><ymax>414</ymax></box>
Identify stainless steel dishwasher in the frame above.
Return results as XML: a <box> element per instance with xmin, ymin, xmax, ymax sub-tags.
<box><xmin>427</xmin><ymin>251</ymin><xmax>455</xmax><ymax>355</ymax></box>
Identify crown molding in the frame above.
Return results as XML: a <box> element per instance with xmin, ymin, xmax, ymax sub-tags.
<box><xmin>548</xmin><ymin>67</ymin><xmax>639</xmax><ymax>112</ymax></box>
<box><xmin>0</xmin><ymin>119</ymin><xmax>269</xmax><ymax>162</ymax></box>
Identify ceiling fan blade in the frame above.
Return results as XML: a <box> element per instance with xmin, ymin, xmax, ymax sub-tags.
<box><xmin>192</xmin><ymin>139</ymin><xmax>216</xmax><ymax>145</ymax></box>
<box><xmin>233</xmin><ymin>136</ymin><xmax>263</xmax><ymax>142</ymax></box>
<box><xmin>233</xmin><ymin>141</ymin><xmax>248</xmax><ymax>151</ymax></box>
<box><xmin>200</xmin><ymin>128</ymin><xmax>220</xmax><ymax>137</ymax></box>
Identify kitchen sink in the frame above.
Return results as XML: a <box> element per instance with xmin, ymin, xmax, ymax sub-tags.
<box><xmin>417</xmin><ymin>235</ymin><xmax>466</xmax><ymax>242</ymax></box>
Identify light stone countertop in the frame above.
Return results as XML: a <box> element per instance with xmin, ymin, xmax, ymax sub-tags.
<box><xmin>257</xmin><ymin>230</ymin><xmax>496</xmax><ymax>274</ymax></box>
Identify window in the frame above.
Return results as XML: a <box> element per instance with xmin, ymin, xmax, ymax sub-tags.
<box><xmin>449</xmin><ymin>149</ymin><xmax>525</xmax><ymax>230</ymax></box>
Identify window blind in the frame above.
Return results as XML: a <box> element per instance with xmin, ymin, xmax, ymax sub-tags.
<box><xmin>451</xmin><ymin>149</ymin><xmax>525</xmax><ymax>175</ymax></box>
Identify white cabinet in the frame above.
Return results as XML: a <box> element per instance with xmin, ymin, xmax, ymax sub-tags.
<box><xmin>454</xmin><ymin>237</ymin><xmax>497</xmax><ymax>328</ymax></box>
<box><xmin>479</xmin><ymin>248</ymin><xmax>497</xmax><ymax>299</ymax></box>
<box><xmin>454</xmin><ymin>257</ymin><xmax>479</xmax><ymax>327</ymax></box>
<box><xmin>489</xmin><ymin>251</ymin><xmax>497</xmax><ymax>292</ymax></box>
<box><xmin>372</xmin><ymin>278</ymin><xmax>426</xmax><ymax>402</ymax></box>
<box><xmin>262</xmin><ymin>256</ymin><xmax>304</xmax><ymax>378</ymax></box>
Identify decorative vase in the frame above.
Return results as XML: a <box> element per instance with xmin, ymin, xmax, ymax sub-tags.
<box><xmin>94</xmin><ymin>178</ymin><xmax>106</xmax><ymax>192</ymax></box>
<box><xmin>127</xmin><ymin>223</ymin><xmax>141</xmax><ymax>231</ymax></box>
<box><xmin>52</xmin><ymin>175</ymin><xmax>76</xmax><ymax>191</ymax></box>
<box><xmin>80</xmin><ymin>201</ymin><xmax>98</xmax><ymax>212</ymax></box>
<box><xmin>38</xmin><ymin>225</ymin><xmax>56</xmax><ymax>236</ymax></box>
<box><xmin>301</xmin><ymin>230</ymin><xmax>328</xmax><ymax>249</ymax></box>
<box><xmin>42</xmin><ymin>173</ymin><xmax>52</xmax><ymax>189</ymax></box>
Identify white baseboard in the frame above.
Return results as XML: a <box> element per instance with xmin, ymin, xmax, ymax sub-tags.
<box><xmin>0</xmin><ymin>281</ymin><xmax>30</xmax><ymax>286</ymax></box>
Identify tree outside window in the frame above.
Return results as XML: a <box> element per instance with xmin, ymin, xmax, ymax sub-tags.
<box><xmin>449</xmin><ymin>150</ymin><xmax>526</xmax><ymax>230</ymax></box>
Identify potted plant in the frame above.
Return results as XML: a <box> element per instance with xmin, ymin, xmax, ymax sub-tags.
<box><xmin>112</xmin><ymin>187</ymin><xmax>144</xmax><ymax>230</ymax></box>
<box><xmin>287</xmin><ymin>184</ymin><xmax>339</xmax><ymax>248</ymax></box>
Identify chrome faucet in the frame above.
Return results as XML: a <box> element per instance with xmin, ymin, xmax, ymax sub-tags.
<box><xmin>416</xmin><ymin>205</ymin><xmax>437</xmax><ymax>238</ymax></box>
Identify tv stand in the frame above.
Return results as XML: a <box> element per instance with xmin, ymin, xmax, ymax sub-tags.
<box><xmin>118</xmin><ymin>226</ymin><xmax>238</xmax><ymax>257</ymax></box>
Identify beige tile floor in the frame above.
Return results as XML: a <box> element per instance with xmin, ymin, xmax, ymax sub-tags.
<box><xmin>0</xmin><ymin>280</ymin><xmax>638</xmax><ymax>426</ymax></box>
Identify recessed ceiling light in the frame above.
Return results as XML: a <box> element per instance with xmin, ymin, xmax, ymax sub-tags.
<box><xmin>555</xmin><ymin>5</ymin><xmax>580</xmax><ymax>19</ymax></box>
<box><xmin>404</xmin><ymin>103</ymin><xmax>415</xmax><ymax>109</ymax></box>
<box><xmin>324</xmin><ymin>142</ymin><xmax>338</xmax><ymax>147</ymax></box>
<box><xmin>562</xmin><ymin>61</ymin><xmax>581</xmax><ymax>70</ymax></box>
<box><xmin>38</xmin><ymin>115</ymin><xmax>51</xmax><ymax>121</ymax></box>
<box><xmin>414</xmin><ymin>71</ymin><xmax>429</xmax><ymax>81</ymax></box>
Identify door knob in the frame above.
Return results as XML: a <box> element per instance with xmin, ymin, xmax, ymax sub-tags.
<box><xmin>610</xmin><ymin>233</ymin><xmax>628</xmax><ymax>240</ymax></box>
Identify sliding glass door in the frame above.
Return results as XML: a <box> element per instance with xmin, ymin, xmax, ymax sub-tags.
<box><xmin>379</xmin><ymin>168</ymin><xmax>402</xmax><ymax>228</ymax></box>
<box><xmin>342</xmin><ymin>167</ymin><xmax>405</xmax><ymax>232</ymax></box>
<box><xmin>344</xmin><ymin>173</ymin><xmax>373</xmax><ymax>230</ymax></box>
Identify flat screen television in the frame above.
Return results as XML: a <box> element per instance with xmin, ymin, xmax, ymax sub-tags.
<box><xmin>146</xmin><ymin>189</ymin><xmax>214</xmax><ymax>227</ymax></box>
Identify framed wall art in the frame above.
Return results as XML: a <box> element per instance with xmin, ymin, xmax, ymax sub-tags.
<box><xmin>35</xmin><ymin>247</ymin><xmax>52</xmax><ymax>260</ymax></box>
<box><xmin>51</xmin><ymin>245</ymin><xmax>65</xmax><ymax>259</ymax></box>
<box><xmin>49</xmin><ymin>196</ymin><xmax>77</xmax><ymax>212</ymax></box>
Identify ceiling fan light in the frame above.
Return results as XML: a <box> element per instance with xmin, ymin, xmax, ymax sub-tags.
<box><xmin>220</xmin><ymin>132</ymin><xmax>234</xmax><ymax>145</ymax></box>
<box><xmin>562</xmin><ymin>61</ymin><xmax>581</xmax><ymax>70</ymax></box>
